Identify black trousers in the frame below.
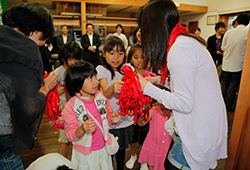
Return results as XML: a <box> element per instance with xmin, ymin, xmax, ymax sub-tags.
<box><xmin>221</xmin><ymin>70</ymin><xmax>242</xmax><ymax>111</ymax></box>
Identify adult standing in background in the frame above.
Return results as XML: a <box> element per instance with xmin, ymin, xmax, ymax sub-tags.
<box><xmin>0</xmin><ymin>3</ymin><xmax>58</xmax><ymax>170</ymax></box>
<box><xmin>137</xmin><ymin>0</ymin><xmax>228</xmax><ymax>169</ymax></box>
<box><xmin>81</xmin><ymin>23</ymin><xmax>101</xmax><ymax>67</ymax></box>
<box><xmin>194</xmin><ymin>27</ymin><xmax>201</xmax><ymax>36</ymax></box>
<box><xmin>114</xmin><ymin>24</ymin><xmax>128</xmax><ymax>49</ymax></box>
<box><xmin>53</xmin><ymin>25</ymin><xmax>74</xmax><ymax>54</ymax></box>
<box><xmin>221</xmin><ymin>13</ymin><xmax>250</xmax><ymax>112</ymax></box>
<box><xmin>207</xmin><ymin>22</ymin><xmax>225</xmax><ymax>78</ymax></box>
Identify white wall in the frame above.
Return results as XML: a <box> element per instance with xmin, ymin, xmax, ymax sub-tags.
<box><xmin>175</xmin><ymin>0</ymin><xmax>208</xmax><ymax>6</ymax></box>
<box><xmin>180</xmin><ymin>11</ymin><xmax>218</xmax><ymax>41</ymax></box>
<box><xmin>179</xmin><ymin>0</ymin><xmax>250</xmax><ymax>41</ymax></box>
<box><xmin>208</xmin><ymin>0</ymin><xmax>250</xmax><ymax>14</ymax></box>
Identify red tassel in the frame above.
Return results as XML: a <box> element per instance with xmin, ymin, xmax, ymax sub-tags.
<box><xmin>117</xmin><ymin>65</ymin><xmax>151</xmax><ymax>123</ymax></box>
<box><xmin>43</xmin><ymin>72</ymin><xmax>60</xmax><ymax>133</ymax></box>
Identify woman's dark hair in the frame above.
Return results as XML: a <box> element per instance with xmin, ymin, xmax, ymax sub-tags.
<box><xmin>133</xmin><ymin>26</ymin><xmax>140</xmax><ymax>44</ymax></box>
<box><xmin>215</xmin><ymin>22</ymin><xmax>225</xmax><ymax>31</ymax></box>
<box><xmin>6</xmin><ymin>3</ymin><xmax>54</xmax><ymax>40</ymax></box>
<box><xmin>194</xmin><ymin>27</ymin><xmax>201</xmax><ymax>32</ymax></box>
<box><xmin>138</xmin><ymin>0</ymin><xmax>207</xmax><ymax>72</ymax></box>
<box><xmin>137</xmin><ymin>0</ymin><xmax>179</xmax><ymax>72</ymax></box>
<box><xmin>127</xmin><ymin>43</ymin><xmax>143</xmax><ymax>67</ymax></box>
<box><xmin>236</xmin><ymin>13</ymin><xmax>250</xmax><ymax>26</ymax></box>
<box><xmin>99</xmin><ymin>36</ymin><xmax>126</xmax><ymax>79</ymax></box>
<box><xmin>58</xmin><ymin>41</ymin><xmax>82</xmax><ymax>65</ymax></box>
<box><xmin>65</xmin><ymin>61</ymin><xmax>97</xmax><ymax>97</ymax></box>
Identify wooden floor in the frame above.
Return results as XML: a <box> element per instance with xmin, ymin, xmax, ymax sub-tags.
<box><xmin>20</xmin><ymin>111</ymin><xmax>234</xmax><ymax>170</ymax></box>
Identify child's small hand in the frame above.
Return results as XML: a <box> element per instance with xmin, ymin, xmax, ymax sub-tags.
<box><xmin>110</xmin><ymin>112</ymin><xmax>123</xmax><ymax>125</ymax></box>
<box><xmin>82</xmin><ymin>119</ymin><xmax>96</xmax><ymax>133</ymax></box>
<box><xmin>113</xmin><ymin>80</ymin><xmax>124</xmax><ymax>93</ymax></box>
<box><xmin>138</xmin><ymin>117</ymin><xmax>148</xmax><ymax>126</ymax></box>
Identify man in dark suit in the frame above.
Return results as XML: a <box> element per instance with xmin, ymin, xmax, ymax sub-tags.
<box><xmin>207</xmin><ymin>22</ymin><xmax>225</xmax><ymax>78</ymax></box>
<box><xmin>81</xmin><ymin>23</ymin><xmax>101</xmax><ymax>67</ymax></box>
<box><xmin>53</xmin><ymin>25</ymin><xmax>74</xmax><ymax>53</ymax></box>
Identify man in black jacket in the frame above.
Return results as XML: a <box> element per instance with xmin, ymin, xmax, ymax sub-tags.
<box><xmin>81</xmin><ymin>23</ymin><xmax>101</xmax><ymax>67</ymax></box>
<box><xmin>53</xmin><ymin>25</ymin><xmax>74</xmax><ymax>53</ymax></box>
<box><xmin>207</xmin><ymin>22</ymin><xmax>225</xmax><ymax>78</ymax></box>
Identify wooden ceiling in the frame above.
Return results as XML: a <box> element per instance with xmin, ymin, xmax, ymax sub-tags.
<box><xmin>7</xmin><ymin>0</ymin><xmax>208</xmax><ymax>16</ymax></box>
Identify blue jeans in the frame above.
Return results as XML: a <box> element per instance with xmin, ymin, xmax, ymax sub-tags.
<box><xmin>0</xmin><ymin>135</ymin><xmax>24</xmax><ymax>170</ymax></box>
<box><xmin>167</xmin><ymin>135</ymin><xmax>191</xmax><ymax>170</ymax></box>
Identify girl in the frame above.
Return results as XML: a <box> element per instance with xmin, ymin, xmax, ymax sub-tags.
<box><xmin>125</xmin><ymin>43</ymin><xmax>158</xmax><ymax>170</ymax></box>
<box><xmin>138</xmin><ymin>103</ymin><xmax>173</xmax><ymax>170</ymax></box>
<box><xmin>62</xmin><ymin>61</ymin><xmax>122</xmax><ymax>170</ymax></box>
<box><xmin>54</xmin><ymin>41</ymin><xmax>81</xmax><ymax>158</ymax></box>
<box><xmin>126</xmin><ymin>26</ymin><xmax>141</xmax><ymax>57</ymax></box>
<box><xmin>96</xmin><ymin>36</ymin><xmax>134</xmax><ymax>170</ymax></box>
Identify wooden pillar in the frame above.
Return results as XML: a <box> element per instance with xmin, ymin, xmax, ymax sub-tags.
<box><xmin>81</xmin><ymin>2</ymin><xmax>86</xmax><ymax>35</ymax></box>
<box><xmin>225</xmin><ymin>27</ymin><xmax>250</xmax><ymax>169</ymax></box>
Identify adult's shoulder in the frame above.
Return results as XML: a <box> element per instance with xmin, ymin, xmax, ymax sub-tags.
<box><xmin>208</xmin><ymin>34</ymin><xmax>216</xmax><ymax>40</ymax></box>
<box><xmin>56</xmin><ymin>34</ymin><xmax>62</xmax><ymax>38</ymax></box>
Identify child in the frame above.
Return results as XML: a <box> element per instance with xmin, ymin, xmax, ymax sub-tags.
<box><xmin>54</xmin><ymin>41</ymin><xmax>81</xmax><ymax>158</ymax></box>
<box><xmin>138</xmin><ymin>103</ymin><xmax>172</xmax><ymax>170</ymax></box>
<box><xmin>125</xmin><ymin>43</ymin><xmax>158</xmax><ymax>170</ymax></box>
<box><xmin>96</xmin><ymin>36</ymin><xmax>134</xmax><ymax>170</ymax></box>
<box><xmin>62</xmin><ymin>61</ymin><xmax>122</xmax><ymax>170</ymax></box>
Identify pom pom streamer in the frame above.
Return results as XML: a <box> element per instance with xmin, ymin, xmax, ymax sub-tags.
<box><xmin>117</xmin><ymin>65</ymin><xmax>151</xmax><ymax>123</ymax></box>
<box><xmin>43</xmin><ymin>72</ymin><xmax>68</xmax><ymax>133</ymax></box>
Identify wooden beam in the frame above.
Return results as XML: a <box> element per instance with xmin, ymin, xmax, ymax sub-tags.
<box><xmin>81</xmin><ymin>2</ymin><xmax>86</xmax><ymax>35</ymax></box>
<box><xmin>53</xmin><ymin>19</ymin><xmax>80</xmax><ymax>26</ymax></box>
<box><xmin>225</xmin><ymin>27</ymin><xmax>250</xmax><ymax>170</ymax></box>
<box><xmin>88</xmin><ymin>20</ymin><xmax>137</xmax><ymax>27</ymax></box>
<box><xmin>115</xmin><ymin>6</ymin><xmax>133</xmax><ymax>13</ymax></box>
<box><xmin>87</xmin><ymin>16</ymin><xmax>136</xmax><ymax>21</ymax></box>
<box><xmin>52</xmin><ymin>0</ymin><xmax>148</xmax><ymax>7</ymax></box>
<box><xmin>178</xmin><ymin>3</ymin><xmax>207</xmax><ymax>13</ymax></box>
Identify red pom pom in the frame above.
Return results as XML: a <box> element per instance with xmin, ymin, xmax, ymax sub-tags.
<box><xmin>117</xmin><ymin>65</ymin><xmax>151</xmax><ymax>123</ymax></box>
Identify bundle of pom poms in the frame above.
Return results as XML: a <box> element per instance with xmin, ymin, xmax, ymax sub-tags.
<box><xmin>117</xmin><ymin>64</ymin><xmax>151</xmax><ymax>123</ymax></box>
<box><xmin>43</xmin><ymin>72</ymin><xmax>60</xmax><ymax>134</ymax></box>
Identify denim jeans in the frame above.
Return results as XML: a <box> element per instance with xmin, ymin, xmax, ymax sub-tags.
<box><xmin>167</xmin><ymin>135</ymin><xmax>191</xmax><ymax>170</ymax></box>
<box><xmin>0</xmin><ymin>135</ymin><xmax>24</xmax><ymax>170</ymax></box>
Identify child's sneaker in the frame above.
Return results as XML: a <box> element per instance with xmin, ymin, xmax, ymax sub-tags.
<box><xmin>125</xmin><ymin>154</ymin><xmax>137</xmax><ymax>169</ymax></box>
<box><xmin>140</xmin><ymin>162</ymin><xmax>149</xmax><ymax>170</ymax></box>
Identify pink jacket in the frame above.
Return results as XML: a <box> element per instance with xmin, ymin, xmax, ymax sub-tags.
<box><xmin>138</xmin><ymin>106</ymin><xmax>172</xmax><ymax>170</ymax></box>
<box><xmin>62</xmin><ymin>91</ymin><xmax>114</xmax><ymax>154</ymax></box>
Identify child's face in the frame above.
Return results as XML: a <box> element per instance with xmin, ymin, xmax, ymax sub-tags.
<box><xmin>80</xmin><ymin>74</ymin><xmax>98</xmax><ymax>97</ymax></box>
<box><xmin>103</xmin><ymin>44</ymin><xmax>124</xmax><ymax>71</ymax></box>
<box><xmin>67</xmin><ymin>58</ymin><xmax>79</xmax><ymax>66</ymax></box>
<box><xmin>136</xmin><ymin>29</ymin><xmax>141</xmax><ymax>43</ymax></box>
<box><xmin>130</xmin><ymin>48</ymin><xmax>144</xmax><ymax>70</ymax></box>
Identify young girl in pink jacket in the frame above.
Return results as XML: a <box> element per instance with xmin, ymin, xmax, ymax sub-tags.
<box><xmin>62</xmin><ymin>61</ymin><xmax>122</xmax><ymax>170</ymax></box>
<box><xmin>138</xmin><ymin>103</ymin><xmax>172</xmax><ymax>170</ymax></box>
